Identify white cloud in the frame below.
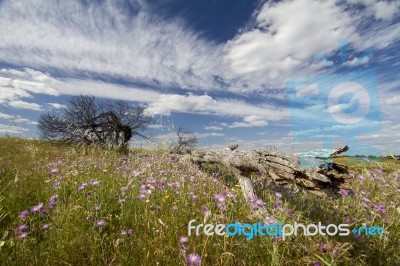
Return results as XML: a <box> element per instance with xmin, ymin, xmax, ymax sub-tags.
<box><xmin>229</xmin><ymin>115</ymin><xmax>268</xmax><ymax>128</ymax></box>
<box><xmin>347</xmin><ymin>0</ymin><xmax>400</xmax><ymax>21</ymax></box>
<box><xmin>387</xmin><ymin>96</ymin><xmax>400</xmax><ymax>106</ymax></box>
<box><xmin>47</xmin><ymin>103</ymin><xmax>66</xmax><ymax>109</ymax></box>
<box><xmin>0</xmin><ymin>112</ymin><xmax>13</xmax><ymax>119</ymax></box>
<box><xmin>0</xmin><ymin>124</ymin><xmax>28</xmax><ymax>134</ymax></box>
<box><xmin>204</xmin><ymin>125</ymin><xmax>223</xmax><ymax>131</ymax></box>
<box><xmin>0</xmin><ymin>0</ymin><xmax>223</xmax><ymax>92</ymax></box>
<box><xmin>224</xmin><ymin>0</ymin><xmax>359</xmax><ymax>88</ymax></box>
<box><xmin>195</xmin><ymin>132</ymin><xmax>225</xmax><ymax>138</ymax></box>
<box><xmin>8</xmin><ymin>100</ymin><xmax>41</xmax><ymax>111</ymax></box>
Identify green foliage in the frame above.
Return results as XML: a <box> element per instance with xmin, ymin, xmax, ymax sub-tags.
<box><xmin>0</xmin><ymin>136</ymin><xmax>399</xmax><ymax>265</ymax></box>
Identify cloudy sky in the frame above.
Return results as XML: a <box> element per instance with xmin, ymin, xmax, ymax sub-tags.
<box><xmin>0</xmin><ymin>0</ymin><xmax>399</xmax><ymax>155</ymax></box>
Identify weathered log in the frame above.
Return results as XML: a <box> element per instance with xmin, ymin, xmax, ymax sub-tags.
<box><xmin>188</xmin><ymin>146</ymin><xmax>351</xmax><ymax>198</ymax></box>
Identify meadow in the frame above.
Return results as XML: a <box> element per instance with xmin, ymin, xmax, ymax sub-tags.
<box><xmin>0</xmin><ymin>136</ymin><xmax>399</xmax><ymax>265</ymax></box>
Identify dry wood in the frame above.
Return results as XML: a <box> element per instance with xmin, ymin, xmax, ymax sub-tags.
<box><xmin>188</xmin><ymin>146</ymin><xmax>352</xmax><ymax>198</ymax></box>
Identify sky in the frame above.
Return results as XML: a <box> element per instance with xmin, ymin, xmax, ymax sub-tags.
<box><xmin>0</xmin><ymin>0</ymin><xmax>399</xmax><ymax>155</ymax></box>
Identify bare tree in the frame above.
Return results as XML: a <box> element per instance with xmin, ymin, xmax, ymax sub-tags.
<box><xmin>38</xmin><ymin>95</ymin><xmax>153</xmax><ymax>150</ymax></box>
<box><xmin>171</xmin><ymin>127</ymin><xmax>198</xmax><ymax>154</ymax></box>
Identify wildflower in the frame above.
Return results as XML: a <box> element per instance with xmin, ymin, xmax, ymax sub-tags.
<box><xmin>171</xmin><ymin>205</ymin><xmax>178</xmax><ymax>211</ymax></box>
<box><xmin>95</xmin><ymin>220</ymin><xmax>107</xmax><ymax>227</ymax></box>
<box><xmin>40</xmin><ymin>224</ymin><xmax>50</xmax><ymax>231</ymax></box>
<box><xmin>77</xmin><ymin>182</ymin><xmax>87</xmax><ymax>191</ymax></box>
<box><xmin>213</xmin><ymin>194</ymin><xmax>226</xmax><ymax>203</ymax></box>
<box><xmin>340</xmin><ymin>189</ymin><xmax>350</xmax><ymax>197</ymax></box>
<box><xmin>86</xmin><ymin>213</ymin><xmax>94</xmax><ymax>221</ymax></box>
<box><xmin>319</xmin><ymin>243</ymin><xmax>327</xmax><ymax>253</ymax></box>
<box><xmin>18</xmin><ymin>210</ymin><xmax>29</xmax><ymax>220</ymax></box>
<box><xmin>285</xmin><ymin>208</ymin><xmax>293</xmax><ymax>216</ymax></box>
<box><xmin>191</xmin><ymin>195</ymin><xmax>198</xmax><ymax>203</ymax></box>
<box><xmin>217</xmin><ymin>203</ymin><xmax>226</xmax><ymax>212</ymax></box>
<box><xmin>375</xmin><ymin>204</ymin><xmax>386</xmax><ymax>213</ymax></box>
<box><xmin>121</xmin><ymin>229</ymin><xmax>133</xmax><ymax>236</ymax></box>
<box><xmin>275</xmin><ymin>192</ymin><xmax>282</xmax><ymax>198</ymax></box>
<box><xmin>16</xmin><ymin>224</ymin><xmax>28</xmax><ymax>231</ymax></box>
<box><xmin>118</xmin><ymin>198</ymin><xmax>126</xmax><ymax>204</ymax></box>
<box><xmin>48</xmin><ymin>195</ymin><xmax>57</xmax><ymax>209</ymax></box>
<box><xmin>274</xmin><ymin>200</ymin><xmax>282</xmax><ymax>208</ymax></box>
<box><xmin>18</xmin><ymin>232</ymin><xmax>29</xmax><ymax>239</ymax></box>
<box><xmin>314</xmin><ymin>263</ymin><xmax>321</xmax><ymax>266</ymax></box>
<box><xmin>358</xmin><ymin>175</ymin><xmax>366</xmax><ymax>180</ymax></box>
<box><xmin>179</xmin><ymin>236</ymin><xmax>189</xmax><ymax>244</ymax></box>
<box><xmin>31</xmin><ymin>203</ymin><xmax>44</xmax><ymax>213</ymax></box>
<box><xmin>52</xmin><ymin>181</ymin><xmax>60</xmax><ymax>189</ymax></box>
<box><xmin>180</xmin><ymin>246</ymin><xmax>187</xmax><ymax>255</ymax></box>
<box><xmin>186</xmin><ymin>253</ymin><xmax>201</xmax><ymax>266</ymax></box>
<box><xmin>94</xmin><ymin>205</ymin><xmax>101</xmax><ymax>212</ymax></box>
<box><xmin>89</xmin><ymin>179</ymin><xmax>101</xmax><ymax>186</ymax></box>
<box><xmin>49</xmin><ymin>168</ymin><xmax>59</xmax><ymax>175</ymax></box>
<box><xmin>200</xmin><ymin>205</ymin><xmax>209</xmax><ymax>215</ymax></box>
<box><xmin>40</xmin><ymin>208</ymin><xmax>48</xmax><ymax>217</ymax></box>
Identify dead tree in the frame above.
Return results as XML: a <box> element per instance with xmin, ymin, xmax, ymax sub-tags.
<box><xmin>38</xmin><ymin>95</ymin><xmax>153</xmax><ymax>150</ymax></box>
<box><xmin>184</xmin><ymin>145</ymin><xmax>351</xmax><ymax>218</ymax></box>
<box><xmin>171</xmin><ymin>127</ymin><xmax>198</xmax><ymax>154</ymax></box>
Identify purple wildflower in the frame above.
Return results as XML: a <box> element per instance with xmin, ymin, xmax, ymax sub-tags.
<box><xmin>40</xmin><ymin>224</ymin><xmax>50</xmax><ymax>231</ymax></box>
<box><xmin>217</xmin><ymin>202</ymin><xmax>226</xmax><ymax>212</ymax></box>
<box><xmin>213</xmin><ymin>193</ymin><xmax>226</xmax><ymax>203</ymax></box>
<box><xmin>121</xmin><ymin>229</ymin><xmax>133</xmax><ymax>236</ymax></box>
<box><xmin>285</xmin><ymin>208</ymin><xmax>293</xmax><ymax>216</ymax></box>
<box><xmin>95</xmin><ymin>220</ymin><xmax>107</xmax><ymax>227</ymax></box>
<box><xmin>30</xmin><ymin>203</ymin><xmax>44</xmax><ymax>213</ymax></box>
<box><xmin>314</xmin><ymin>263</ymin><xmax>321</xmax><ymax>266</ymax></box>
<box><xmin>179</xmin><ymin>236</ymin><xmax>189</xmax><ymax>244</ymax></box>
<box><xmin>16</xmin><ymin>224</ymin><xmax>28</xmax><ymax>231</ymax></box>
<box><xmin>89</xmin><ymin>179</ymin><xmax>101</xmax><ymax>186</ymax></box>
<box><xmin>52</xmin><ymin>181</ymin><xmax>60</xmax><ymax>189</ymax></box>
<box><xmin>18</xmin><ymin>210</ymin><xmax>29</xmax><ymax>220</ymax></box>
<box><xmin>118</xmin><ymin>198</ymin><xmax>126</xmax><ymax>204</ymax></box>
<box><xmin>375</xmin><ymin>204</ymin><xmax>386</xmax><ymax>213</ymax></box>
<box><xmin>49</xmin><ymin>168</ymin><xmax>59</xmax><ymax>175</ymax></box>
<box><xmin>18</xmin><ymin>232</ymin><xmax>29</xmax><ymax>239</ymax></box>
<box><xmin>48</xmin><ymin>195</ymin><xmax>57</xmax><ymax>209</ymax></box>
<box><xmin>191</xmin><ymin>195</ymin><xmax>198</xmax><ymax>203</ymax></box>
<box><xmin>200</xmin><ymin>205</ymin><xmax>209</xmax><ymax>215</ymax></box>
<box><xmin>186</xmin><ymin>253</ymin><xmax>202</xmax><ymax>266</ymax></box>
<box><xmin>319</xmin><ymin>243</ymin><xmax>328</xmax><ymax>253</ymax></box>
<box><xmin>94</xmin><ymin>205</ymin><xmax>101</xmax><ymax>212</ymax></box>
<box><xmin>340</xmin><ymin>189</ymin><xmax>350</xmax><ymax>197</ymax></box>
<box><xmin>275</xmin><ymin>192</ymin><xmax>282</xmax><ymax>198</ymax></box>
<box><xmin>77</xmin><ymin>182</ymin><xmax>87</xmax><ymax>191</ymax></box>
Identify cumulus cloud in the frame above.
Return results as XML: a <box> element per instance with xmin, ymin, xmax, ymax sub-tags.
<box><xmin>224</xmin><ymin>0</ymin><xmax>359</xmax><ymax>88</ymax></box>
<box><xmin>229</xmin><ymin>115</ymin><xmax>268</xmax><ymax>128</ymax></box>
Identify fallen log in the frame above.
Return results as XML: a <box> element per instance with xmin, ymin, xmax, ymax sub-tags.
<box><xmin>184</xmin><ymin>145</ymin><xmax>352</xmax><ymax>220</ymax></box>
<box><xmin>187</xmin><ymin>145</ymin><xmax>351</xmax><ymax>197</ymax></box>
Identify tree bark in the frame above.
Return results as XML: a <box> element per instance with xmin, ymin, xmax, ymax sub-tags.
<box><xmin>187</xmin><ymin>146</ymin><xmax>351</xmax><ymax>198</ymax></box>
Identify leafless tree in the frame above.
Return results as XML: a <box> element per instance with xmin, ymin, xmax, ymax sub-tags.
<box><xmin>171</xmin><ymin>127</ymin><xmax>198</xmax><ymax>154</ymax></box>
<box><xmin>38</xmin><ymin>95</ymin><xmax>153</xmax><ymax>150</ymax></box>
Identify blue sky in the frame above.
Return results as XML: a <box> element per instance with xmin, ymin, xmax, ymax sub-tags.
<box><xmin>0</xmin><ymin>0</ymin><xmax>399</xmax><ymax>155</ymax></box>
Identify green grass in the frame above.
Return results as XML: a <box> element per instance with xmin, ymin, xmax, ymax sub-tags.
<box><xmin>0</xmin><ymin>136</ymin><xmax>399</xmax><ymax>265</ymax></box>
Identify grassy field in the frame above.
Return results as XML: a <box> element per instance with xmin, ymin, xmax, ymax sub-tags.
<box><xmin>0</xmin><ymin>137</ymin><xmax>399</xmax><ymax>265</ymax></box>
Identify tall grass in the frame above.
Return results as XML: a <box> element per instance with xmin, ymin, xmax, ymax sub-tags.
<box><xmin>0</xmin><ymin>136</ymin><xmax>399</xmax><ymax>265</ymax></box>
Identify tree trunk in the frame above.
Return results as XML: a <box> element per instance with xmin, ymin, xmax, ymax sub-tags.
<box><xmin>187</xmin><ymin>146</ymin><xmax>351</xmax><ymax>198</ymax></box>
